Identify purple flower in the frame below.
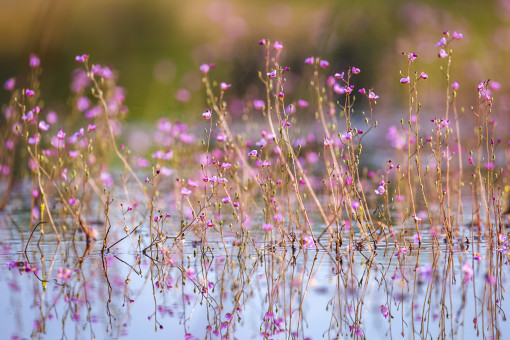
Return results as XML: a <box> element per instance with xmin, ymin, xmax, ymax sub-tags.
<box><xmin>452</xmin><ymin>81</ymin><xmax>459</xmax><ymax>90</ymax></box>
<box><xmin>297</xmin><ymin>99</ymin><xmax>308</xmax><ymax>108</ymax></box>
<box><xmin>375</xmin><ymin>185</ymin><xmax>385</xmax><ymax>195</ymax></box>
<box><xmin>258</xmin><ymin>39</ymin><xmax>266</xmax><ymax>45</ymax></box>
<box><xmin>181</xmin><ymin>187</ymin><xmax>192</xmax><ymax>196</ymax></box>
<box><xmin>420</xmin><ymin>72</ymin><xmax>428</xmax><ymax>79</ymax></box>
<box><xmin>400</xmin><ymin>76</ymin><xmax>410</xmax><ymax>84</ymax></box>
<box><xmin>267</xmin><ymin>70</ymin><xmax>277</xmax><ymax>78</ymax></box>
<box><xmin>29</xmin><ymin>54</ymin><xmax>40</xmax><ymax>68</ymax></box>
<box><xmin>26</xmin><ymin>89</ymin><xmax>35</xmax><ymax>97</ymax></box>
<box><xmin>334</xmin><ymin>72</ymin><xmax>344</xmax><ymax>79</ymax></box>
<box><xmin>220</xmin><ymin>82</ymin><xmax>231</xmax><ymax>90</ymax></box>
<box><xmin>273</xmin><ymin>41</ymin><xmax>283</xmax><ymax>50</ymax></box>
<box><xmin>438</xmin><ymin>49</ymin><xmax>448</xmax><ymax>58</ymax></box>
<box><xmin>4</xmin><ymin>77</ymin><xmax>15</xmax><ymax>91</ymax></box>
<box><xmin>75</xmin><ymin>54</ymin><xmax>88</xmax><ymax>63</ymax></box>
<box><xmin>358</xmin><ymin>88</ymin><xmax>366</xmax><ymax>94</ymax></box>
<box><xmin>304</xmin><ymin>57</ymin><xmax>314</xmax><ymax>64</ymax></box>
<box><xmin>368</xmin><ymin>91</ymin><xmax>379</xmax><ymax>100</ymax></box>
<box><xmin>202</xmin><ymin>109</ymin><xmax>211</xmax><ymax>119</ymax></box>
<box><xmin>261</xmin><ymin>160</ymin><xmax>271</xmax><ymax>167</ymax></box>
<box><xmin>462</xmin><ymin>262</ymin><xmax>473</xmax><ymax>283</ymax></box>
<box><xmin>253</xmin><ymin>100</ymin><xmax>265</xmax><ymax>110</ymax></box>
<box><xmin>200</xmin><ymin>64</ymin><xmax>210</xmax><ymax>74</ymax></box>
<box><xmin>88</xmin><ymin>124</ymin><xmax>96</xmax><ymax>131</ymax></box>
<box><xmin>39</xmin><ymin>121</ymin><xmax>50</xmax><ymax>131</ymax></box>
<box><xmin>262</xmin><ymin>223</ymin><xmax>273</xmax><ymax>231</ymax></box>
<box><xmin>351</xmin><ymin>201</ymin><xmax>360</xmax><ymax>210</ymax></box>
<box><xmin>57</xmin><ymin>129</ymin><xmax>66</xmax><ymax>140</ymax></box>
<box><xmin>324</xmin><ymin>137</ymin><xmax>332</xmax><ymax>147</ymax></box>
<box><xmin>436</xmin><ymin>37</ymin><xmax>447</xmax><ymax>47</ymax></box>
<box><xmin>220</xmin><ymin>162</ymin><xmax>232</xmax><ymax>169</ymax></box>
<box><xmin>452</xmin><ymin>31</ymin><xmax>463</xmax><ymax>40</ymax></box>
<box><xmin>351</xmin><ymin>67</ymin><xmax>360</xmax><ymax>74</ymax></box>
<box><xmin>379</xmin><ymin>305</ymin><xmax>389</xmax><ymax>318</ymax></box>
<box><xmin>248</xmin><ymin>150</ymin><xmax>258</xmax><ymax>157</ymax></box>
<box><xmin>341</xmin><ymin>131</ymin><xmax>352</xmax><ymax>140</ymax></box>
<box><xmin>319</xmin><ymin>60</ymin><xmax>329</xmax><ymax>68</ymax></box>
<box><xmin>408</xmin><ymin>52</ymin><xmax>418</xmax><ymax>62</ymax></box>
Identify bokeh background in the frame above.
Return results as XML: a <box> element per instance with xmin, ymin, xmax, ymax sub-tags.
<box><xmin>2</xmin><ymin>0</ymin><xmax>510</xmax><ymax>123</ymax></box>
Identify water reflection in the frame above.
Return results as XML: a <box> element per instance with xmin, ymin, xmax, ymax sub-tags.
<box><xmin>1</xmin><ymin>215</ymin><xmax>508</xmax><ymax>339</ymax></box>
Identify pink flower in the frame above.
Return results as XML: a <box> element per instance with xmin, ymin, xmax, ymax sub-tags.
<box><xmin>375</xmin><ymin>185</ymin><xmax>385</xmax><ymax>195</ymax></box>
<box><xmin>341</xmin><ymin>131</ymin><xmax>352</xmax><ymax>140</ymax></box>
<box><xmin>400</xmin><ymin>76</ymin><xmax>410</xmax><ymax>84</ymax></box>
<box><xmin>248</xmin><ymin>150</ymin><xmax>258</xmax><ymax>157</ymax></box>
<box><xmin>29</xmin><ymin>54</ymin><xmax>40</xmax><ymax>68</ymax></box>
<box><xmin>408</xmin><ymin>52</ymin><xmax>418</xmax><ymax>62</ymax></box>
<box><xmin>304</xmin><ymin>57</ymin><xmax>314</xmax><ymax>64</ymax></box>
<box><xmin>181</xmin><ymin>187</ymin><xmax>192</xmax><ymax>196</ymax></box>
<box><xmin>368</xmin><ymin>91</ymin><xmax>379</xmax><ymax>100</ymax></box>
<box><xmin>200</xmin><ymin>63</ymin><xmax>210</xmax><ymax>74</ymax></box>
<box><xmin>57</xmin><ymin>129</ymin><xmax>66</xmax><ymax>140</ymax></box>
<box><xmin>420</xmin><ymin>72</ymin><xmax>428</xmax><ymax>79</ymax></box>
<box><xmin>267</xmin><ymin>70</ymin><xmax>277</xmax><ymax>78</ymax></box>
<box><xmin>462</xmin><ymin>262</ymin><xmax>473</xmax><ymax>283</ymax></box>
<box><xmin>4</xmin><ymin>77</ymin><xmax>15</xmax><ymax>91</ymax></box>
<box><xmin>258</xmin><ymin>39</ymin><xmax>266</xmax><ymax>45</ymax></box>
<box><xmin>273</xmin><ymin>41</ymin><xmax>283</xmax><ymax>50</ymax></box>
<box><xmin>452</xmin><ymin>81</ymin><xmax>459</xmax><ymax>90</ymax></box>
<box><xmin>202</xmin><ymin>109</ymin><xmax>212</xmax><ymax>119</ymax></box>
<box><xmin>358</xmin><ymin>88</ymin><xmax>366</xmax><ymax>94</ymax></box>
<box><xmin>26</xmin><ymin>89</ymin><xmax>35</xmax><ymax>97</ymax></box>
<box><xmin>351</xmin><ymin>67</ymin><xmax>360</xmax><ymax>74</ymax></box>
<box><xmin>39</xmin><ymin>121</ymin><xmax>50</xmax><ymax>131</ymax></box>
<box><xmin>75</xmin><ymin>54</ymin><xmax>88</xmax><ymax>63</ymax></box>
<box><xmin>452</xmin><ymin>31</ymin><xmax>463</xmax><ymax>40</ymax></box>
<box><xmin>253</xmin><ymin>100</ymin><xmax>265</xmax><ymax>110</ymax></box>
<box><xmin>88</xmin><ymin>124</ymin><xmax>96</xmax><ymax>131</ymax></box>
<box><xmin>324</xmin><ymin>137</ymin><xmax>331</xmax><ymax>147</ymax></box>
<box><xmin>334</xmin><ymin>72</ymin><xmax>344</xmax><ymax>79</ymax></box>
<box><xmin>297</xmin><ymin>99</ymin><xmax>308</xmax><ymax>108</ymax></box>
<box><xmin>220</xmin><ymin>162</ymin><xmax>232</xmax><ymax>169</ymax></box>
<box><xmin>436</xmin><ymin>37</ymin><xmax>447</xmax><ymax>47</ymax></box>
<box><xmin>220</xmin><ymin>82</ymin><xmax>231</xmax><ymax>90</ymax></box>
<box><xmin>262</xmin><ymin>223</ymin><xmax>273</xmax><ymax>231</ymax></box>
<box><xmin>351</xmin><ymin>201</ymin><xmax>360</xmax><ymax>210</ymax></box>
<box><xmin>438</xmin><ymin>49</ymin><xmax>448</xmax><ymax>58</ymax></box>
<box><xmin>319</xmin><ymin>60</ymin><xmax>329</xmax><ymax>68</ymax></box>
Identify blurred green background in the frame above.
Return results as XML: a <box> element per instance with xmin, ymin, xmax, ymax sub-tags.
<box><xmin>2</xmin><ymin>0</ymin><xmax>510</xmax><ymax>122</ymax></box>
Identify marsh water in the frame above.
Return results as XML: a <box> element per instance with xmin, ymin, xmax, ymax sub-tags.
<box><xmin>1</xmin><ymin>184</ymin><xmax>508</xmax><ymax>340</ymax></box>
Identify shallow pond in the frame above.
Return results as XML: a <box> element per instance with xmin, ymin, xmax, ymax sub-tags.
<box><xmin>1</xmin><ymin>185</ymin><xmax>509</xmax><ymax>340</ymax></box>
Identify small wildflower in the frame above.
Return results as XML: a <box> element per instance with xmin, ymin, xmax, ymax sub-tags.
<box><xmin>438</xmin><ymin>49</ymin><xmax>448</xmax><ymax>58</ymax></box>
<box><xmin>351</xmin><ymin>201</ymin><xmax>360</xmax><ymax>210</ymax></box>
<box><xmin>413</xmin><ymin>233</ymin><xmax>422</xmax><ymax>243</ymax></box>
<box><xmin>297</xmin><ymin>99</ymin><xmax>308</xmax><ymax>108</ymax></box>
<box><xmin>248</xmin><ymin>150</ymin><xmax>258</xmax><ymax>157</ymax></box>
<box><xmin>379</xmin><ymin>305</ymin><xmax>389</xmax><ymax>318</ymax></box>
<box><xmin>267</xmin><ymin>70</ymin><xmax>277</xmax><ymax>78</ymax></box>
<box><xmin>408</xmin><ymin>52</ymin><xmax>418</xmax><ymax>62</ymax></box>
<box><xmin>436</xmin><ymin>37</ymin><xmax>447</xmax><ymax>47</ymax></box>
<box><xmin>202</xmin><ymin>109</ymin><xmax>212</xmax><ymax>119</ymax></box>
<box><xmin>358</xmin><ymin>88</ymin><xmax>366</xmax><ymax>94</ymax></box>
<box><xmin>26</xmin><ymin>89</ymin><xmax>35</xmax><ymax>97</ymax></box>
<box><xmin>200</xmin><ymin>64</ymin><xmax>210</xmax><ymax>74</ymax></box>
<box><xmin>75</xmin><ymin>54</ymin><xmax>88</xmax><ymax>63</ymax></box>
<box><xmin>304</xmin><ymin>57</ymin><xmax>314</xmax><ymax>64</ymax></box>
<box><xmin>258</xmin><ymin>39</ymin><xmax>266</xmax><ymax>45</ymax></box>
<box><xmin>420</xmin><ymin>72</ymin><xmax>428</xmax><ymax>79</ymax></box>
<box><xmin>452</xmin><ymin>81</ymin><xmax>459</xmax><ymax>90</ymax></box>
<box><xmin>324</xmin><ymin>137</ymin><xmax>332</xmax><ymax>147</ymax></box>
<box><xmin>181</xmin><ymin>187</ymin><xmax>192</xmax><ymax>196</ymax></box>
<box><xmin>400</xmin><ymin>76</ymin><xmax>410</xmax><ymax>84</ymax></box>
<box><xmin>273</xmin><ymin>41</ymin><xmax>283</xmax><ymax>50</ymax></box>
<box><xmin>375</xmin><ymin>185</ymin><xmax>385</xmax><ymax>195</ymax></box>
<box><xmin>220</xmin><ymin>82</ymin><xmax>231</xmax><ymax>90</ymax></box>
<box><xmin>261</xmin><ymin>160</ymin><xmax>271</xmax><ymax>167</ymax></box>
<box><xmin>319</xmin><ymin>60</ymin><xmax>329</xmax><ymax>68</ymax></box>
<box><xmin>351</xmin><ymin>67</ymin><xmax>360</xmax><ymax>74</ymax></box>
<box><xmin>334</xmin><ymin>72</ymin><xmax>344</xmax><ymax>79</ymax></box>
<box><xmin>341</xmin><ymin>131</ymin><xmax>352</xmax><ymax>140</ymax></box>
<box><xmin>57</xmin><ymin>129</ymin><xmax>66</xmax><ymax>140</ymax></box>
<box><xmin>462</xmin><ymin>262</ymin><xmax>473</xmax><ymax>283</ymax></box>
<box><xmin>220</xmin><ymin>162</ymin><xmax>232</xmax><ymax>169</ymax></box>
<box><xmin>253</xmin><ymin>100</ymin><xmax>265</xmax><ymax>110</ymax></box>
<box><xmin>4</xmin><ymin>78</ymin><xmax>15</xmax><ymax>91</ymax></box>
<box><xmin>368</xmin><ymin>91</ymin><xmax>379</xmax><ymax>100</ymax></box>
<box><xmin>262</xmin><ymin>223</ymin><xmax>273</xmax><ymax>231</ymax></box>
<box><xmin>29</xmin><ymin>54</ymin><xmax>40</xmax><ymax>68</ymax></box>
<box><xmin>452</xmin><ymin>31</ymin><xmax>463</xmax><ymax>40</ymax></box>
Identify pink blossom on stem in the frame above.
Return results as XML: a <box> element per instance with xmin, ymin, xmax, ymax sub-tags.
<box><xmin>452</xmin><ymin>31</ymin><xmax>463</xmax><ymax>40</ymax></box>
<box><xmin>420</xmin><ymin>72</ymin><xmax>428</xmax><ymax>79</ymax></box>
<box><xmin>400</xmin><ymin>76</ymin><xmax>410</xmax><ymax>84</ymax></box>
<box><xmin>438</xmin><ymin>49</ymin><xmax>448</xmax><ymax>58</ymax></box>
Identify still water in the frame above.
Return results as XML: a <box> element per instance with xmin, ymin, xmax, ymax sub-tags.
<box><xmin>0</xmin><ymin>188</ymin><xmax>508</xmax><ymax>340</ymax></box>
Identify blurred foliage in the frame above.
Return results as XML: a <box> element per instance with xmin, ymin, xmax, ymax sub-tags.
<box><xmin>2</xmin><ymin>0</ymin><xmax>510</xmax><ymax>124</ymax></box>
